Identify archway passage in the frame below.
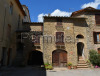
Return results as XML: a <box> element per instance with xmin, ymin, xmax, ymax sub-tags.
<box><xmin>52</xmin><ymin>50</ymin><xmax>67</xmax><ymax>67</ymax></box>
<box><xmin>28</xmin><ymin>50</ymin><xmax>44</xmax><ymax>66</ymax></box>
<box><xmin>77</xmin><ymin>42</ymin><xmax>84</xmax><ymax>57</ymax></box>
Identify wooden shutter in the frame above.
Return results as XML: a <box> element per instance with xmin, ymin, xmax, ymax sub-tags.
<box><xmin>93</xmin><ymin>32</ymin><xmax>97</xmax><ymax>44</ymax></box>
<box><xmin>33</xmin><ymin>35</ymin><xmax>40</xmax><ymax>44</ymax></box>
<box><xmin>95</xmin><ymin>14</ymin><xmax>100</xmax><ymax>25</ymax></box>
<box><xmin>56</xmin><ymin>32</ymin><xmax>64</xmax><ymax>44</ymax></box>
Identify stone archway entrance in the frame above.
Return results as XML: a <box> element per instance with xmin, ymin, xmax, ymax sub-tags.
<box><xmin>52</xmin><ymin>49</ymin><xmax>67</xmax><ymax>67</ymax></box>
<box><xmin>77</xmin><ymin>42</ymin><xmax>84</xmax><ymax>58</ymax></box>
<box><xmin>28</xmin><ymin>50</ymin><xmax>44</xmax><ymax>66</ymax></box>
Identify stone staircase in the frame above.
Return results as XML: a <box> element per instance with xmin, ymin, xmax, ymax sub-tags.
<box><xmin>77</xmin><ymin>56</ymin><xmax>88</xmax><ymax>69</ymax></box>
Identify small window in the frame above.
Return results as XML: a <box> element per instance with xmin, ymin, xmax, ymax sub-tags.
<box><xmin>57</xmin><ymin>18</ymin><xmax>62</xmax><ymax>25</ymax></box>
<box><xmin>7</xmin><ymin>24</ymin><xmax>11</xmax><ymax>39</ymax></box>
<box><xmin>93</xmin><ymin>32</ymin><xmax>100</xmax><ymax>44</ymax></box>
<box><xmin>76</xmin><ymin>34</ymin><xmax>84</xmax><ymax>39</ymax></box>
<box><xmin>95</xmin><ymin>14</ymin><xmax>100</xmax><ymax>26</ymax></box>
<box><xmin>10</xmin><ymin>2</ymin><xmax>13</xmax><ymax>15</ymax></box>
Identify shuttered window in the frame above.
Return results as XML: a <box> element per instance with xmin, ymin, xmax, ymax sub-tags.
<box><xmin>33</xmin><ymin>35</ymin><xmax>40</xmax><ymax>44</ymax></box>
<box><xmin>95</xmin><ymin>14</ymin><xmax>100</xmax><ymax>25</ymax></box>
<box><xmin>93</xmin><ymin>32</ymin><xmax>100</xmax><ymax>44</ymax></box>
<box><xmin>56</xmin><ymin>32</ymin><xmax>64</xmax><ymax>44</ymax></box>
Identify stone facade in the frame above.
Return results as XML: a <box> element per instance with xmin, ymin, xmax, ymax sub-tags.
<box><xmin>0</xmin><ymin>0</ymin><xmax>100</xmax><ymax>67</ymax></box>
<box><xmin>0</xmin><ymin>0</ymin><xmax>25</xmax><ymax>66</ymax></box>
<box><xmin>25</xmin><ymin>7</ymin><xmax>100</xmax><ymax>66</ymax></box>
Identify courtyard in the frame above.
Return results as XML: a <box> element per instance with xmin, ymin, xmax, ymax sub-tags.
<box><xmin>0</xmin><ymin>67</ymin><xmax>100</xmax><ymax>76</ymax></box>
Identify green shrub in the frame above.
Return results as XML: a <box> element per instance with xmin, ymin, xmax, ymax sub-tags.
<box><xmin>44</xmin><ymin>63</ymin><xmax>53</xmax><ymax>70</ymax></box>
<box><xmin>67</xmin><ymin>62</ymin><xmax>72</xmax><ymax>66</ymax></box>
<box><xmin>89</xmin><ymin>50</ymin><xmax>100</xmax><ymax>66</ymax></box>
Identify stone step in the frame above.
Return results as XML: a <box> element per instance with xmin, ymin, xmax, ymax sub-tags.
<box><xmin>78</xmin><ymin>61</ymin><xmax>86</xmax><ymax>63</ymax></box>
<box><xmin>77</xmin><ymin>66</ymin><xmax>88</xmax><ymax>68</ymax></box>
<box><xmin>77</xmin><ymin>64</ymin><xmax>87</xmax><ymax>66</ymax></box>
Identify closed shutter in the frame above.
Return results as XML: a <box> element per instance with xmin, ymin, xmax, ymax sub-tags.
<box><xmin>56</xmin><ymin>32</ymin><xmax>64</xmax><ymax>44</ymax></box>
<box><xmin>95</xmin><ymin>14</ymin><xmax>100</xmax><ymax>25</ymax></box>
<box><xmin>33</xmin><ymin>35</ymin><xmax>40</xmax><ymax>44</ymax></box>
<box><xmin>93</xmin><ymin>32</ymin><xmax>97</xmax><ymax>44</ymax></box>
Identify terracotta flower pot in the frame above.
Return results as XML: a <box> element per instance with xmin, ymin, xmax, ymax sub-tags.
<box><xmin>68</xmin><ymin>66</ymin><xmax>72</xmax><ymax>69</ymax></box>
<box><xmin>73</xmin><ymin>66</ymin><xmax>77</xmax><ymax>69</ymax></box>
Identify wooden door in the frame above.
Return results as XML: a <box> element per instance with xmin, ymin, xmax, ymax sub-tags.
<box><xmin>59</xmin><ymin>52</ymin><xmax>67</xmax><ymax>67</ymax></box>
<box><xmin>52</xmin><ymin>50</ymin><xmax>67</xmax><ymax>67</ymax></box>
<box><xmin>52</xmin><ymin>52</ymin><xmax>59</xmax><ymax>67</ymax></box>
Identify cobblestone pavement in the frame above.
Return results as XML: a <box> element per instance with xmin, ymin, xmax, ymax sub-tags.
<box><xmin>0</xmin><ymin>67</ymin><xmax>100</xmax><ymax>76</ymax></box>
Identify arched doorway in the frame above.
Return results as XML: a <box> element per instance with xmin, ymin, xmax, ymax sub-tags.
<box><xmin>28</xmin><ymin>50</ymin><xmax>44</xmax><ymax>66</ymax></box>
<box><xmin>52</xmin><ymin>49</ymin><xmax>67</xmax><ymax>67</ymax></box>
<box><xmin>77</xmin><ymin>42</ymin><xmax>84</xmax><ymax>58</ymax></box>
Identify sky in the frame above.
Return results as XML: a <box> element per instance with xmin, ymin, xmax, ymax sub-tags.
<box><xmin>19</xmin><ymin>0</ymin><xmax>100</xmax><ymax>22</ymax></box>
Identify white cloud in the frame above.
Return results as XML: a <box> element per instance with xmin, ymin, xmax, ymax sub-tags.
<box><xmin>81</xmin><ymin>0</ymin><xmax>100</xmax><ymax>9</ymax></box>
<box><xmin>38</xmin><ymin>9</ymin><xmax>72</xmax><ymax>22</ymax></box>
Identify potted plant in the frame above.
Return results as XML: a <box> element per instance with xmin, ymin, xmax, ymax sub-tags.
<box><xmin>44</xmin><ymin>63</ymin><xmax>53</xmax><ymax>70</ymax></box>
<box><xmin>73</xmin><ymin>65</ymin><xmax>77</xmax><ymax>69</ymax></box>
<box><xmin>67</xmin><ymin>63</ymin><xmax>72</xmax><ymax>69</ymax></box>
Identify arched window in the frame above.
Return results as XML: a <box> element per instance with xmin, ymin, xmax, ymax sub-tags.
<box><xmin>76</xmin><ymin>34</ymin><xmax>84</xmax><ymax>39</ymax></box>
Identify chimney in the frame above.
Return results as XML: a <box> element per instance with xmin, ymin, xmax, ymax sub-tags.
<box><xmin>48</xmin><ymin>13</ymin><xmax>51</xmax><ymax>16</ymax></box>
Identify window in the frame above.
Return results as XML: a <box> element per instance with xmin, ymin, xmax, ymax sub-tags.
<box><xmin>18</xmin><ymin>15</ymin><xmax>20</xmax><ymax>29</ymax></box>
<box><xmin>93</xmin><ymin>32</ymin><xmax>100</xmax><ymax>44</ymax></box>
<box><xmin>10</xmin><ymin>2</ymin><xmax>13</xmax><ymax>15</ymax></box>
<box><xmin>76</xmin><ymin>34</ymin><xmax>84</xmax><ymax>39</ymax></box>
<box><xmin>95</xmin><ymin>14</ymin><xmax>100</xmax><ymax>25</ymax></box>
<box><xmin>57</xmin><ymin>18</ymin><xmax>62</xmax><ymax>25</ymax></box>
<box><xmin>33</xmin><ymin>35</ymin><xmax>40</xmax><ymax>44</ymax></box>
<box><xmin>7</xmin><ymin>24</ymin><xmax>11</xmax><ymax>39</ymax></box>
<box><xmin>56</xmin><ymin>32</ymin><xmax>64</xmax><ymax>44</ymax></box>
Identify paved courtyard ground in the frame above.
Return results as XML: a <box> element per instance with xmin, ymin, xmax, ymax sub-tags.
<box><xmin>0</xmin><ymin>67</ymin><xmax>100</xmax><ymax>76</ymax></box>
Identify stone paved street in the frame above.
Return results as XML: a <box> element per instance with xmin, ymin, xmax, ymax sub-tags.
<box><xmin>0</xmin><ymin>67</ymin><xmax>100</xmax><ymax>76</ymax></box>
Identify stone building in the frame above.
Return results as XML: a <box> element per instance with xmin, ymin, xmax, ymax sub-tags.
<box><xmin>0</xmin><ymin>0</ymin><xmax>100</xmax><ymax>68</ymax></box>
<box><xmin>0</xmin><ymin>0</ymin><xmax>26</xmax><ymax>66</ymax></box>
<box><xmin>22</xmin><ymin>7</ymin><xmax>100</xmax><ymax>68</ymax></box>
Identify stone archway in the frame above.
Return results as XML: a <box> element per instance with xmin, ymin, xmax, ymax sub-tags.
<box><xmin>28</xmin><ymin>50</ymin><xmax>44</xmax><ymax>66</ymax></box>
<box><xmin>52</xmin><ymin>49</ymin><xmax>67</xmax><ymax>67</ymax></box>
<box><xmin>77</xmin><ymin>42</ymin><xmax>84</xmax><ymax>58</ymax></box>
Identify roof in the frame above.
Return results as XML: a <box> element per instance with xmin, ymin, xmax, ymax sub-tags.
<box><xmin>44</xmin><ymin>16</ymin><xmax>86</xmax><ymax>20</ymax></box>
<box><xmin>14</xmin><ymin>0</ymin><xmax>26</xmax><ymax>16</ymax></box>
<box><xmin>71</xmin><ymin>7</ymin><xmax>100</xmax><ymax>17</ymax></box>
<box><xmin>23</xmin><ymin>22</ymin><xmax>43</xmax><ymax>26</ymax></box>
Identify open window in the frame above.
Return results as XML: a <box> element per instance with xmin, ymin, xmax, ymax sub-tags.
<box><xmin>76</xmin><ymin>34</ymin><xmax>84</xmax><ymax>39</ymax></box>
<box><xmin>93</xmin><ymin>32</ymin><xmax>100</xmax><ymax>44</ymax></box>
